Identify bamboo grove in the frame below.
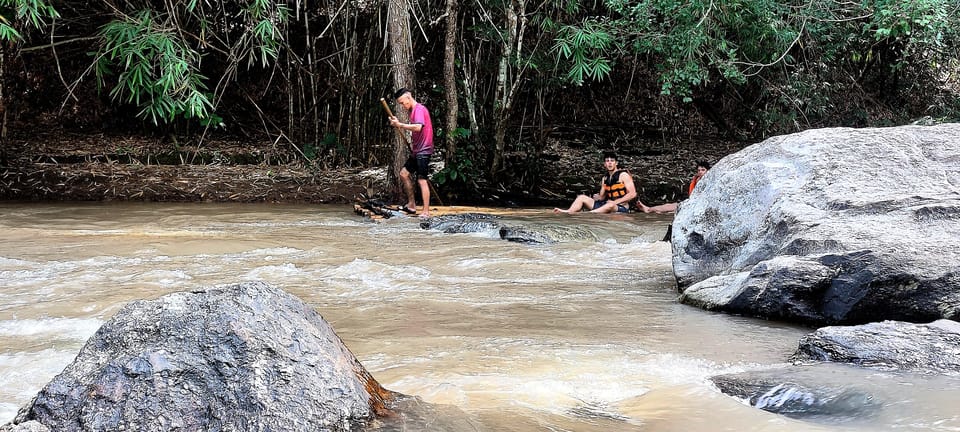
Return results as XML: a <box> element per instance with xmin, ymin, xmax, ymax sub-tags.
<box><xmin>1</xmin><ymin>0</ymin><xmax>958</xmax><ymax>188</ymax></box>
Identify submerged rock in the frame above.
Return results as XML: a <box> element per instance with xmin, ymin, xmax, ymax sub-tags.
<box><xmin>419</xmin><ymin>213</ymin><xmax>602</xmax><ymax>244</ymax></box>
<box><xmin>498</xmin><ymin>223</ymin><xmax>601</xmax><ymax>244</ymax></box>
<box><xmin>711</xmin><ymin>371</ymin><xmax>880</xmax><ymax>420</ymax></box>
<box><xmin>793</xmin><ymin>319</ymin><xmax>960</xmax><ymax>374</ymax></box>
<box><xmin>672</xmin><ymin>124</ymin><xmax>960</xmax><ymax>325</ymax></box>
<box><xmin>419</xmin><ymin>213</ymin><xmax>503</xmax><ymax>233</ymax></box>
<box><xmin>7</xmin><ymin>282</ymin><xmax>398</xmax><ymax>432</ymax></box>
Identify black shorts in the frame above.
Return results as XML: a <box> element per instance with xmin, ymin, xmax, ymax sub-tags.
<box><xmin>592</xmin><ymin>200</ymin><xmax>629</xmax><ymax>213</ymax></box>
<box><xmin>404</xmin><ymin>154</ymin><xmax>432</xmax><ymax>179</ymax></box>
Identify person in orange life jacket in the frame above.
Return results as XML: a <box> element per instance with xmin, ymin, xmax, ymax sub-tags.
<box><xmin>554</xmin><ymin>151</ymin><xmax>638</xmax><ymax>214</ymax></box>
<box><xmin>639</xmin><ymin>160</ymin><xmax>711</xmax><ymax>214</ymax></box>
<box><xmin>388</xmin><ymin>88</ymin><xmax>434</xmax><ymax>218</ymax></box>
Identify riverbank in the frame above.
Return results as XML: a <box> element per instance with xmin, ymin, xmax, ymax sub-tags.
<box><xmin>0</xmin><ymin>128</ymin><xmax>747</xmax><ymax>206</ymax></box>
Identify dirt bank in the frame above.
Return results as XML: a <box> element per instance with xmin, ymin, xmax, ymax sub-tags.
<box><xmin>0</xmin><ymin>128</ymin><xmax>747</xmax><ymax>207</ymax></box>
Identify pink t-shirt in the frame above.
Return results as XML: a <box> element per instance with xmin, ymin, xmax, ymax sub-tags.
<box><xmin>409</xmin><ymin>103</ymin><xmax>434</xmax><ymax>155</ymax></box>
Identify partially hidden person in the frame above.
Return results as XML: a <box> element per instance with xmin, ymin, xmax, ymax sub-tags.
<box><xmin>388</xmin><ymin>88</ymin><xmax>434</xmax><ymax>218</ymax></box>
<box><xmin>641</xmin><ymin>160</ymin><xmax>711</xmax><ymax>214</ymax></box>
<box><xmin>554</xmin><ymin>151</ymin><xmax>638</xmax><ymax>214</ymax></box>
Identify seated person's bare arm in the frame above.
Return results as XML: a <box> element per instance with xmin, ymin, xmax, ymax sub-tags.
<box><xmin>616</xmin><ymin>173</ymin><xmax>637</xmax><ymax>206</ymax></box>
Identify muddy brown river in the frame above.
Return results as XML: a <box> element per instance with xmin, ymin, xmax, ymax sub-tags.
<box><xmin>1</xmin><ymin>203</ymin><xmax>958</xmax><ymax>431</ymax></box>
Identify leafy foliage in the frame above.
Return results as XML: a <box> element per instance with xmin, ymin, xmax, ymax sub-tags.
<box><xmin>432</xmin><ymin>129</ymin><xmax>477</xmax><ymax>186</ymax></box>
<box><xmin>96</xmin><ymin>11</ymin><xmax>212</xmax><ymax>125</ymax></box>
<box><xmin>553</xmin><ymin>18</ymin><xmax>617</xmax><ymax>85</ymax></box>
<box><xmin>2</xmin><ymin>0</ymin><xmax>958</xmax><ymax>175</ymax></box>
<box><xmin>91</xmin><ymin>1</ymin><xmax>288</xmax><ymax>125</ymax></box>
<box><xmin>552</xmin><ymin>0</ymin><xmax>959</xmax><ymax>127</ymax></box>
<box><xmin>0</xmin><ymin>0</ymin><xmax>59</xmax><ymax>42</ymax></box>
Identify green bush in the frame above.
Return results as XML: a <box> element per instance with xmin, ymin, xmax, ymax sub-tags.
<box><xmin>433</xmin><ymin>129</ymin><xmax>478</xmax><ymax>186</ymax></box>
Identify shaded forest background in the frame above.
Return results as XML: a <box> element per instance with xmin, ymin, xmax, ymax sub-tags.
<box><xmin>1</xmin><ymin>0</ymin><xmax>958</xmax><ymax>205</ymax></box>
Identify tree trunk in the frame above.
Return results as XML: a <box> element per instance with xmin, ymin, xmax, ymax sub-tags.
<box><xmin>489</xmin><ymin>0</ymin><xmax>525</xmax><ymax>178</ymax></box>
<box><xmin>442</xmin><ymin>0</ymin><xmax>459</xmax><ymax>164</ymax></box>
<box><xmin>461</xmin><ymin>46</ymin><xmax>480</xmax><ymax>139</ymax></box>
<box><xmin>0</xmin><ymin>48</ymin><xmax>6</xmax><ymax>166</ymax></box>
<box><xmin>386</xmin><ymin>0</ymin><xmax>415</xmax><ymax>195</ymax></box>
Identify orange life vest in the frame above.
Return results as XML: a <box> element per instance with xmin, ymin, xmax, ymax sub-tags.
<box><xmin>603</xmin><ymin>170</ymin><xmax>628</xmax><ymax>199</ymax></box>
<box><xmin>688</xmin><ymin>175</ymin><xmax>701</xmax><ymax>196</ymax></box>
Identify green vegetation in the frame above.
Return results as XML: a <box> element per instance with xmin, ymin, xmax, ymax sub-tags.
<box><xmin>553</xmin><ymin>0</ymin><xmax>959</xmax><ymax>131</ymax></box>
<box><xmin>433</xmin><ymin>129</ymin><xmax>477</xmax><ymax>187</ymax></box>
<box><xmin>91</xmin><ymin>1</ymin><xmax>288</xmax><ymax>125</ymax></box>
<box><xmin>96</xmin><ymin>11</ymin><xmax>212</xmax><ymax>125</ymax></box>
<box><xmin>0</xmin><ymin>0</ymin><xmax>58</xmax><ymax>42</ymax></box>
<box><xmin>1</xmin><ymin>0</ymin><xmax>957</xmax><ymax>187</ymax></box>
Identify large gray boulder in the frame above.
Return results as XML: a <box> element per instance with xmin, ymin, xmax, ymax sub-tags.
<box><xmin>793</xmin><ymin>319</ymin><xmax>960</xmax><ymax>374</ymax></box>
<box><xmin>673</xmin><ymin>124</ymin><xmax>960</xmax><ymax>324</ymax></box>
<box><xmin>7</xmin><ymin>282</ymin><xmax>398</xmax><ymax>432</ymax></box>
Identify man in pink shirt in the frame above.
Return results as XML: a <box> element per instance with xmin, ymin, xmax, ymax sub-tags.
<box><xmin>388</xmin><ymin>88</ymin><xmax>435</xmax><ymax>218</ymax></box>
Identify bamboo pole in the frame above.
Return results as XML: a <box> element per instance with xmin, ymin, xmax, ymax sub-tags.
<box><xmin>379</xmin><ymin>98</ymin><xmax>394</xmax><ymax>118</ymax></box>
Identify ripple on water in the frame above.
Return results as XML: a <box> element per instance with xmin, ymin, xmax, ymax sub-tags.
<box><xmin>201</xmin><ymin>218</ymin><xmax>368</xmax><ymax>233</ymax></box>
<box><xmin>374</xmin><ymin>337</ymin><xmax>768</xmax><ymax>420</ymax></box>
<box><xmin>0</xmin><ymin>257</ymin><xmax>31</xmax><ymax>267</ymax></box>
<box><xmin>320</xmin><ymin>258</ymin><xmax>433</xmax><ymax>296</ymax></box>
<box><xmin>243</xmin><ymin>263</ymin><xmax>306</xmax><ymax>280</ymax></box>
<box><xmin>233</xmin><ymin>247</ymin><xmax>305</xmax><ymax>257</ymax></box>
<box><xmin>0</xmin><ymin>255</ymin><xmax>183</xmax><ymax>288</ymax></box>
<box><xmin>137</xmin><ymin>269</ymin><xmax>194</xmax><ymax>285</ymax></box>
<box><xmin>537</xmin><ymin>241</ymin><xmax>673</xmax><ymax>270</ymax></box>
<box><xmin>193</xmin><ymin>247</ymin><xmax>311</xmax><ymax>268</ymax></box>
<box><xmin>0</xmin><ymin>317</ymin><xmax>102</xmax><ymax>340</ymax></box>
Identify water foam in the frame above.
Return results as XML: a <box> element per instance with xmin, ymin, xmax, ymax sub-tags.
<box><xmin>320</xmin><ymin>258</ymin><xmax>432</xmax><ymax>295</ymax></box>
<box><xmin>378</xmin><ymin>337</ymin><xmax>766</xmax><ymax>421</ymax></box>
<box><xmin>0</xmin><ymin>317</ymin><xmax>103</xmax><ymax>340</ymax></box>
<box><xmin>243</xmin><ymin>263</ymin><xmax>305</xmax><ymax>279</ymax></box>
<box><xmin>0</xmin><ymin>348</ymin><xmax>81</xmax><ymax>423</ymax></box>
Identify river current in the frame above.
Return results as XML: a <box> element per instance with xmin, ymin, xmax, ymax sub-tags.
<box><xmin>1</xmin><ymin>202</ymin><xmax>958</xmax><ymax>431</ymax></box>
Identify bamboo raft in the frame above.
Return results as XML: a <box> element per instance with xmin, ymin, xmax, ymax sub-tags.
<box><xmin>353</xmin><ymin>198</ymin><xmax>545</xmax><ymax>221</ymax></box>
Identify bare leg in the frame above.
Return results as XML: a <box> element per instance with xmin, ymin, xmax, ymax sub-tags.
<box><xmin>554</xmin><ymin>195</ymin><xmax>595</xmax><ymax>213</ymax></box>
<box><xmin>417</xmin><ymin>178</ymin><xmax>431</xmax><ymax>217</ymax></box>
<box><xmin>589</xmin><ymin>202</ymin><xmax>618</xmax><ymax>213</ymax></box>
<box><xmin>399</xmin><ymin>168</ymin><xmax>416</xmax><ymax>210</ymax></box>
<box><xmin>636</xmin><ymin>201</ymin><xmax>652</xmax><ymax>213</ymax></box>
<box><xmin>647</xmin><ymin>202</ymin><xmax>678</xmax><ymax>214</ymax></box>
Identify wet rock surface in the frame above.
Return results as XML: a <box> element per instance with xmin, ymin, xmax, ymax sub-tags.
<box><xmin>711</xmin><ymin>370</ymin><xmax>881</xmax><ymax>420</ymax></box>
<box><xmin>497</xmin><ymin>223</ymin><xmax>600</xmax><ymax>244</ymax></box>
<box><xmin>419</xmin><ymin>213</ymin><xmax>503</xmax><ymax>234</ymax></box>
<box><xmin>420</xmin><ymin>212</ymin><xmax>602</xmax><ymax>244</ymax></box>
<box><xmin>6</xmin><ymin>282</ymin><xmax>398</xmax><ymax>432</ymax></box>
<box><xmin>793</xmin><ymin>319</ymin><xmax>960</xmax><ymax>374</ymax></box>
<box><xmin>672</xmin><ymin>123</ymin><xmax>960</xmax><ymax>325</ymax></box>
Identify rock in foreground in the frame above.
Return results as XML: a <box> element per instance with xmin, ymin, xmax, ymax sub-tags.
<box><xmin>8</xmin><ymin>282</ymin><xmax>397</xmax><ymax>432</ymax></box>
<box><xmin>793</xmin><ymin>319</ymin><xmax>960</xmax><ymax>374</ymax></box>
<box><xmin>673</xmin><ymin>124</ymin><xmax>960</xmax><ymax>324</ymax></box>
